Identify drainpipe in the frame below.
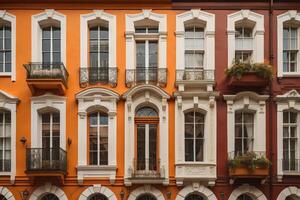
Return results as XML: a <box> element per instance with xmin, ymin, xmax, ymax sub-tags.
<box><xmin>268</xmin><ymin>0</ymin><xmax>274</xmax><ymax>199</ymax></box>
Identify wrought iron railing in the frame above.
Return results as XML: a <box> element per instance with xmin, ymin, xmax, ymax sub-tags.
<box><xmin>23</xmin><ymin>62</ymin><xmax>69</xmax><ymax>87</ymax></box>
<box><xmin>132</xmin><ymin>158</ymin><xmax>161</xmax><ymax>178</ymax></box>
<box><xmin>0</xmin><ymin>159</ymin><xmax>11</xmax><ymax>172</ymax></box>
<box><xmin>80</xmin><ymin>67</ymin><xmax>117</xmax><ymax>87</ymax></box>
<box><xmin>282</xmin><ymin>159</ymin><xmax>300</xmax><ymax>173</ymax></box>
<box><xmin>26</xmin><ymin>148</ymin><xmax>67</xmax><ymax>174</ymax></box>
<box><xmin>126</xmin><ymin>68</ymin><xmax>167</xmax><ymax>87</ymax></box>
<box><xmin>176</xmin><ymin>69</ymin><xmax>214</xmax><ymax>81</ymax></box>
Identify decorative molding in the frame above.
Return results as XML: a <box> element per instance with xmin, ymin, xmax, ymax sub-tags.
<box><xmin>175</xmin><ymin>184</ymin><xmax>217</xmax><ymax>200</ymax></box>
<box><xmin>78</xmin><ymin>185</ymin><xmax>117</xmax><ymax>200</ymax></box>
<box><xmin>0</xmin><ymin>187</ymin><xmax>15</xmax><ymax>200</ymax></box>
<box><xmin>29</xmin><ymin>183</ymin><xmax>68</xmax><ymax>200</ymax></box>
<box><xmin>228</xmin><ymin>185</ymin><xmax>267</xmax><ymax>200</ymax></box>
<box><xmin>0</xmin><ymin>10</ymin><xmax>16</xmax><ymax>81</ymax></box>
<box><xmin>277</xmin><ymin>187</ymin><xmax>300</xmax><ymax>200</ymax></box>
<box><xmin>123</xmin><ymin>85</ymin><xmax>170</xmax><ymax>100</ymax></box>
<box><xmin>128</xmin><ymin>186</ymin><xmax>165</xmax><ymax>200</ymax></box>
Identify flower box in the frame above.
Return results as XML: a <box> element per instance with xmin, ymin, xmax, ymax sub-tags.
<box><xmin>229</xmin><ymin>166</ymin><xmax>269</xmax><ymax>177</ymax></box>
<box><xmin>228</xmin><ymin>72</ymin><xmax>269</xmax><ymax>87</ymax></box>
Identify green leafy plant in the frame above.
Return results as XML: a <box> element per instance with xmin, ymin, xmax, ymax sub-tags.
<box><xmin>225</xmin><ymin>59</ymin><xmax>273</xmax><ymax>80</ymax></box>
<box><xmin>228</xmin><ymin>151</ymin><xmax>271</xmax><ymax>170</ymax></box>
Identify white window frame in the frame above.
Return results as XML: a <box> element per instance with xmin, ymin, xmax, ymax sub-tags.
<box><xmin>277</xmin><ymin>10</ymin><xmax>300</xmax><ymax>77</ymax></box>
<box><xmin>176</xmin><ymin>9</ymin><xmax>215</xmax><ymax>72</ymax></box>
<box><xmin>126</xmin><ymin>10</ymin><xmax>167</xmax><ymax>71</ymax></box>
<box><xmin>276</xmin><ymin>90</ymin><xmax>300</xmax><ymax>181</ymax></box>
<box><xmin>227</xmin><ymin>10</ymin><xmax>264</xmax><ymax>67</ymax></box>
<box><xmin>31</xmin><ymin>94</ymin><xmax>66</xmax><ymax>151</ymax></box>
<box><xmin>0</xmin><ymin>90</ymin><xmax>18</xmax><ymax>183</ymax></box>
<box><xmin>76</xmin><ymin>87</ymin><xmax>119</xmax><ymax>184</ymax></box>
<box><xmin>224</xmin><ymin>92</ymin><xmax>268</xmax><ymax>156</ymax></box>
<box><xmin>32</xmin><ymin>9</ymin><xmax>66</xmax><ymax>63</ymax></box>
<box><xmin>80</xmin><ymin>10</ymin><xmax>116</xmax><ymax>69</ymax></box>
<box><xmin>0</xmin><ymin>11</ymin><xmax>16</xmax><ymax>81</ymax></box>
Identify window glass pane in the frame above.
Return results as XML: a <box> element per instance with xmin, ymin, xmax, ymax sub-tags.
<box><xmin>42</xmin><ymin>27</ymin><xmax>51</xmax><ymax>39</ymax></box>
<box><xmin>235</xmin><ymin>27</ymin><xmax>243</xmax><ymax>38</ymax></box>
<box><xmin>185</xmin><ymin>139</ymin><xmax>193</xmax><ymax>161</ymax></box>
<box><xmin>53</xmin><ymin>52</ymin><xmax>61</xmax><ymax>63</ymax></box>
<box><xmin>90</xmin><ymin>27</ymin><xmax>98</xmax><ymax>39</ymax></box>
<box><xmin>4</xmin><ymin>38</ymin><xmax>10</xmax><ymax>50</ymax></box>
<box><xmin>194</xmin><ymin>28</ymin><xmax>204</xmax><ymax>38</ymax></box>
<box><xmin>52</xmin><ymin>28</ymin><xmax>60</xmax><ymax>39</ymax></box>
<box><xmin>149</xmin><ymin>41</ymin><xmax>158</xmax><ymax>68</ymax></box>
<box><xmin>149</xmin><ymin>124</ymin><xmax>157</xmax><ymax>170</ymax></box>
<box><xmin>89</xmin><ymin>113</ymin><xmax>97</xmax><ymax>125</ymax></box>
<box><xmin>290</xmin><ymin>63</ymin><xmax>296</xmax><ymax>72</ymax></box>
<box><xmin>42</xmin><ymin>52</ymin><xmax>50</xmax><ymax>63</ymax></box>
<box><xmin>0</xmin><ymin>28</ymin><xmax>3</xmax><ymax>38</ymax></box>
<box><xmin>195</xmin><ymin>112</ymin><xmax>204</xmax><ymax>123</ymax></box>
<box><xmin>291</xmin><ymin>38</ymin><xmax>297</xmax><ymax>50</ymax></box>
<box><xmin>100</xmin><ymin>52</ymin><xmax>108</xmax><ymax>68</ymax></box>
<box><xmin>283</xmin><ymin>127</ymin><xmax>289</xmax><ymax>138</ymax></box>
<box><xmin>100</xmin><ymin>27</ymin><xmax>108</xmax><ymax>39</ymax></box>
<box><xmin>195</xmin><ymin>139</ymin><xmax>203</xmax><ymax>161</ymax></box>
<box><xmin>235</xmin><ymin>124</ymin><xmax>243</xmax><ymax>137</ymax></box>
<box><xmin>100</xmin><ymin>114</ymin><xmax>108</xmax><ymax>125</ymax></box>
<box><xmin>194</xmin><ymin>52</ymin><xmax>203</xmax><ymax>67</ymax></box>
<box><xmin>137</xmin><ymin>124</ymin><xmax>145</xmax><ymax>170</ymax></box>
<box><xmin>42</xmin><ymin>39</ymin><xmax>50</xmax><ymax>52</ymax></box>
<box><xmin>136</xmin><ymin>42</ymin><xmax>145</xmax><ymax>68</ymax></box>
<box><xmin>148</xmin><ymin>27</ymin><xmax>158</xmax><ymax>33</ymax></box>
<box><xmin>185</xmin><ymin>27</ymin><xmax>194</xmax><ymax>38</ymax></box>
<box><xmin>135</xmin><ymin>28</ymin><xmax>146</xmax><ymax>33</ymax></box>
<box><xmin>291</xmin><ymin>28</ymin><xmax>297</xmax><ymax>38</ymax></box>
<box><xmin>185</xmin><ymin>112</ymin><xmax>194</xmax><ymax>123</ymax></box>
<box><xmin>283</xmin><ymin>38</ymin><xmax>289</xmax><ymax>50</ymax></box>
<box><xmin>243</xmin><ymin>28</ymin><xmax>252</xmax><ymax>37</ymax></box>
<box><xmin>0</xmin><ymin>40</ymin><xmax>2</xmax><ymax>50</ymax></box>
<box><xmin>89</xmin><ymin>152</ymin><xmax>97</xmax><ymax>165</ymax></box>
<box><xmin>194</xmin><ymin>38</ymin><xmax>204</xmax><ymax>50</ymax></box>
<box><xmin>53</xmin><ymin>39</ymin><xmax>61</xmax><ymax>52</ymax></box>
<box><xmin>235</xmin><ymin>113</ymin><xmax>242</xmax><ymax>123</ymax></box>
<box><xmin>185</xmin><ymin>124</ymin><xmax>194</xmax><ymax>138</ymax></box>
<box><xmin>244</xmin><ymin>113</ymin><xmax>254</xmax><ymax>124</ymax></box>
<box><xmin>100</xmin><ymin>40</ymin><xmax>108</xmax><ymax>52</ymax></box>
<box><xmin>99</xmin><ymin>152</ymin><xmax>108</xmax><ymax>165</ymax></box>
<box><xmin>283</xmin><ymin>28</ymin><xmax>289</xmax><ymax>39</ymax></box>
<box><xmin>290</xmin><ymin>112</ymin><xmax>297</xmax><ymax>123</ymax></box>
<box><xmin>185</xmin><ymin>38</ymin><xmax>194</xmax><ymax>50</ymax></box>
<box><xmin>195</xmin><ymin>124</ymin><xmax>204</xmax><ymax>138</ymax></box>
<box><xmin>90</xmin><ymin>52</ymin><xmax>98</xmax><ymax>67</ymax></box>
<box><xmin>90</xmin><ymin>40</ymin><xmax>98</xmax><ymax>52</ymax></box>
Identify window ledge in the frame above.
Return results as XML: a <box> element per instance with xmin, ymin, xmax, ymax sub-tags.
<box><xmin>0</xmin><ymin>172</ymin><xmax>12</xmax><ymax>176</ymax></box>
<box><xmin>77</xmin><ymin>165</ymin><xmax>117</xmax><ymax>184</ymax></box>
<box><xmin>281</xmin><ymin>73</ymin><xmax>300</xmax><ymax>77</ymax></box>
<box><xmin>175</xmin><ymin>162</ymin><xmax>216</xmax><ymax>166</ymax></box>
<box><xmin>0</xmin><ymin>72</ymin><xmax>12</xmax><ymax>77</ymax></box>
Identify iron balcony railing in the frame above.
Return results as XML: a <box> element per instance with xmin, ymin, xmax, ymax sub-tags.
<box><xmin>126</xmin><ymin>68</ymin><xmax>167</xmax><ymax>87</ymax></box>
<box><xmin>0</xmin><ymin>159</ymin><xmax>11</xmax><ymax>172</ymax></box>
<box><xmin>80</xmin><ymin>67</ymin><xmax>117</xmax><ymax>86</ymax></box>
<box><xmin>132</xmin><ymin>158</ymin><xmax>161</xmax><ymax>178</ymax></box>
<box><xmin>176</xmin><ymin>69</ymin><xmax>215</xmax><ymax>81</ymax></box>
<box><xmin>282</xmin><ymin>159</ymin><xmax>300</xmax><ymax>173</ymax></box>
<box><xmin>23</xmin><ymin>62</ymin><xmax>69</xmax><ymax>87</ymax></box>
<box><xmin>26</xmin><ymin>148</ymin><xmax>67</xmax><ymax>174</ymax></box>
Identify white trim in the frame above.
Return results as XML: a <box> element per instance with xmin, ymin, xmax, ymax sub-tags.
<box><xmin>174</xmin><ymin>95</ymin><xmax>217</xmax><ymax>186</ymax></box>
<box><xmin>175</xmin><ymin>184</ymin><xmax>217</xmax><ymax>200</ymax></box>
<box><xmin>31</xmin><ymin>9</ymin><xmax>66</xmax><ymax>63</ymax></box>
<box><xmin>30</xmin><ymin>94</ymin><xmax>67</xmax><ymax>150</ymax></box>
<box><xmin>277</xmin><ymin>186</ymin><xmax>300</xmax><ymax>200</ymax></box>
<box><xmin>123</xmin><ymin>85</ymin><xmax>170</xmax><ymax>185</ymax></box>
<box><xmin>127</xmin><ymin>185</ymin><xmax>165</xmax><ymax>200</ymax></box>
<box><xmin>0</xmin><ymin>186</ymin><xmax>15</xmax><ymax>200</ymax></box>
<box><xmin>0</xmin><ymin>90</ymin><xmax>19</xmax><ymax>183</ymax></box>
<box><xmin>29</xmin><ymin>183</ymin><xmax>68</xmax><ymax>200</ymax></box>
<box><xmin>224</xmin><ymin>92</ymin><xmax>268</xmax><ymax>154</ymax></box>
<box><xmin>76</xmin><ymin>87</ymin><xmax>120</xmax><ymax>184</ymax></box>
<box><xmin>78</xmin><ymin>185</ymin><xmax>117</xmax><ymax>200</ymax></box>
<box><xmin>0</xmin><ymin>10</ymin><xmax>16</xmax><ymax>81</ymax></box>
<box><xmin>227</xmin><ymin>10</ymin><xmax>264</xmax><ymax>66</ymax></box>
<box><xmin>228</xmin><ymin>185</ymin><xmax>267</xmax><ymax>200</ymax></box>
<box><xmin>176</xmin><ymin>9</ymin><xmax>215</xmax><ymax>71</ymax></box>
<box><xmin>80</xmin><ymin>10</ymin><xmax>116</xmax><ymax>68</ymax></box>
<box><xmin>276</xmin><ymin>90</ymin><xmax>300</xmax><ymax>180</ymax></box>
<box><xmin>277</xmin><ymin>10</ymin><xmax>300</xmax><ymax>77</ymax></box>
<box><xmin>125</xmin><ymin>10</ymin><xmax>167</xmax><ymax>70</ymax></box>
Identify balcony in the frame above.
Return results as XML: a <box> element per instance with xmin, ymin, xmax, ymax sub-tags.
<box><xmin>0</xmin><ymin>159</ymin><xmax>11</xmax><ymax>172</ymax></box>
<box><xmin>282</xmin><ymin>159</ymin><xmax>300</xmax><ymax>175</ymax></box>
<box><xmin>126</xmin><ymin>68</ymin><xmax>167</xmax><ymax>87</ymax></box>
<box><xmin>24</xmin><ymin>62</ymin><xmax>69</xmax><ymax>95</ymax></box>
<box><xmin>126</xmin><ymin>158</ymin><xmax>165</xmax><ymax>184</ymax></box>
<box><xmin>175</xmin><ymin>69</ymin><xmax>215</xmax><ymax>90</ymax></box>
<box><xmin>80</xmin><ymin>67</ymin><xmax>117</xmax><ymax>87</ymax></box>
<box><xmin>26</xmin><ymin>148</ymin><xmax>67</xmax><ymax>179</ymax></box>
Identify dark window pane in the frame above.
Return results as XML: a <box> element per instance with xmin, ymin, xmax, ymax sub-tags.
<box><xmin>100</xmin><ymin>40</ymin><xmax>108</xmax><ymax>52</ymax></box>
<box><xmin>149</xmin><ymin>41</ymin><xmax>158</xmax><ymax>68</ymax></box>
<box><xmin>5</xmin><ymin>52</ymin><xmax>11</xmax><ymax>63</ymax></box>
<box><xmin>42</xmin><ymin>39</ymin><xmax>50</xmax><ymax>52</ymax></box>
<box><xmin>89</xmin><ymin>152</ymin><xmax>98</xmax><ymax>165</ymax></box>
<box><xmin>90</xmin><ymin>52</ymin><xmax>98</xmax><ymax>67</ymax></box>
<box><xmin>185</xmin><ymin>112</ymin><xmax>194</xmax><ymax>123</ymax></box>
<box><xmin>53</xmin><ymin>52</ymin><xmax>61</xmax><ymax>63</ymax></box>
<box><xmin>100</xmin><ymin>114</ymin><xmax>108</xmax><ymax>125</ymax></box>
<box><xmin>136</xmin><ymin>42</ymin><xmax>145</xmax><ymax>68</ymax></box>
<box><xmin>42</xmin><ymin>52</ymin><xmax>50</xmax><ymax>63</ymax></box>
<box><xmin>4</xmin><ymin>38</ymin><xmax>10</xmax><ymax>50</ymax></box>
<box><xmin>195</xmin><ymin>139</ymin><xmax>204</xmax><ymax>161</ymax></box>
<box><xmin>90</xmin><ymin>40</ymin><xmax>98</xmax><ymax>52</ymax></box>
<box><xmin>5</xmin><ymin>63</ymin><xmax>11</xmax><ymax>72</ymax></box>
<box><xmin>185</xmin><ymin>124</ymin><xmax>194</xmax><ymax>138</ymax></box>
<box><xmin>100</xmin><ymin>53</ymin><xmax>108</xmax><ymax>68</ymax></box>
<box><xmin>53</xmin><ymin>39</ymin><xmax>61</xmax><ymax>52</ymax></box>
<box><xmin>185</xmin><ymin>139</ymin><xmax>194</xmax><ymax>161</ymax></box>
<box><xmin>52</xmin><ymin>28</ymin><xmax>61</xmax><ymax>39</ymax></box>
<box><xmin>100</xmin><ymin>27</ymin><xmax>108</xmax><ymax>39</ymax></box>
<box><xmin>90</xmin><ymin>27</ymin><xmax>98</xmax><ymax>39</ymax></box>
<box><xmin>137</xmin><ymin>124</ymin><xmax>145</xmax><ymax>170</ymax></box>
<box><xmin>135</xmin><ymin>28</ymin><xmax>146</xmax><ymax>33</ymax></box>
<box><xmin>100</xmin><ymin>151</ymin><xmax>108</xmax><ymax>165</ymax></box>
<box><xmin>195</xmin><ymin>124</ymin><xmax>204</xmax><ymax>138</ymax></box>
<box><xmin>42</xmin><ymin>27</ymin><xmax>51</xmax><ymax>39</ymax></box>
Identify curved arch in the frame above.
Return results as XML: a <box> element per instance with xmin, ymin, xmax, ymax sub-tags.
<box><xmin>228</xmin><ymin>185</ymin><xmax>267</xmax><ymax>200</ymax></box>
<box><xmin>76</xmin><ymin>87</ymin><xmax>120</xmax><ymax>100</ymax></box>
<box><xmin>128</xmin><ymin>186</ymin><xmax>164</xmax><ymax>200</ymax></box>
<box><xmin>123</xmin><ymin>85</ymin><xmax>170</xmax><ymax>100</ymax></box>
<box><xmin>29</xmin><ymin>184</ymin><xmax>67</xmax><ymax>200</ymax></box>
<box><xmin>277</xmin><ymin>187</ymin><xmax>300</xmax><ymax>200</ymax></box>
<box><xmin>0</xmin><ymin>187</ymin><xmax>15</xmax><ymax>200</ymax></box>
<box><xmin>78</xmin><ymin>186</ymin><xmax>116</xmax><ymax>200</ymax></box>
<box><xmin>183</xmin><ymin>107</ymin><xmax>207</xmax><ymax>115</ymax></box>
<box><xmin>175</xmin><ymin>185</ymin><xmax>217</xmax><ymax>200</ymax></box>
<box><xmin>0</xmin><ymin>90</ymin><xmax>19</xmax><ymax>103</ymax></box>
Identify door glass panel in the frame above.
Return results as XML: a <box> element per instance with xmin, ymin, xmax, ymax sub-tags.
<box><xmin>137</xmin><ymin>124</ymin><xmax>146</xmax><ymax>170</ymax></box>
<box><xmin>149</xmin><ymin>124</ymin><xmax>157</xmax><ymax>170</ymax></box>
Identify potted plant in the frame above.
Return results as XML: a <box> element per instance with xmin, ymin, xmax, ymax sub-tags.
<box><xmin>226</xmin><ymin>59</ymin><xmax>273</xmax><ymax>87</ymax></box>
<box><xmin>228</xmin><ymin>151</ymin><xmax>271</xmax><ymax>177</ymax></box>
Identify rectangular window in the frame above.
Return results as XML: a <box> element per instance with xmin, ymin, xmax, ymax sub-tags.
<box><xmin>42</xmin><ymin>26</ymin><xmax>61</xmax><ymax>64</ymax></box>
<box><xmin>0</xmin><ymin>111</ymin><xmax>11</xmax><ymax>172</ymax></box>
<box><xmin>235</xmin><ymin>27</ymin><xmax>253</xmax><ymax>63</ymax></box>
<box><xmin>184</xmin><ymin>27</ymin><xmax>204</xmax><ymax>69</ymax></box>
<box><xmin>283</xmin><ymin>27</ymin><xmax>298</xmax><ymax>72</ymax></box>
<box><xmin>0</xmin><ymin>26</ymin><xmax>11</xmax><ymax>73</ymax></box>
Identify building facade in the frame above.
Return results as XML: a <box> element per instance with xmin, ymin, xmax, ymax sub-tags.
<box><xmin>0</xmin><ymin>0</ymin><xmax>299</xmax><ymax>200</ymax></box>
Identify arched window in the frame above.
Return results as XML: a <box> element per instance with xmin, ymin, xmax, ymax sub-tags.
<box><xmin>282</xmin><ymin>110</ymin><xmax>298</xmax><ymax>171</ymax></box>
<box><xmin>135</xmin><ymin>106</ymin><xmax>159</xmax><ymax>173</ymax></box>
<box><xmin>235</xmin><ymin>111</ymin><xmax>254</xmax><ymax>156</ymax></box>
<box><xmin>184</xmin><ymin>110</ymin><xmax>205</xmax><ymax>162</ymax></box>
<box><xmin>0</xmin><ymin>24</ymin><xmax>11</xmax><ymax>73</ymax></box>
<box><xmin>88</xmin><ymin>194</ymin><xmax>108</xmax><ymax>200</ymax></box>
<box><xmin>0</xmin><ymin>110</ymin><xmax>11</xmax><ymax>172</ymax></box>
<box><xmin>136</xmin><ymin>194</ymin><xmax>157</xmax><ymax>200</ymax></box>
<box><xmin>185</xmin><ymin>193</ymin><xmax>204</xmax><ymax>200</ymax></box>
<box><xmin>0</xmin><ymin>194</ymin><xmax>7</xmax><ymax>200</ymax></box>
<box><xmin>88</xmin><ymin>111</ymin><xmax>108</xmax><ymax>165</ymax></box>
<box><xmin>237</xmin><ymin>194</ymin><xmax>252</xmax><ymax>200</ymax></box>
<box><xmin>40</xmin><ymin>194</ymin><xmax>59</xmax><ymax>200</ymax></box>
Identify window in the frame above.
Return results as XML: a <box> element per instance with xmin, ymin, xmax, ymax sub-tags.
<box><xmin>0</xmin><ymin>111</ymin><xmax>11</xmax><ymax>172</ymax></box>
<box><xmin>237</xmin><ymin>194</ymin><xmax>252</xmax><ymax>200</ymax></box>
<box><xmin>283</xmin><ymin>111</ymin><xmax>298</xmax><ymax>171</ymax></box>
<box><xmin>184</xmin><ymin>110</ymin><xmax>204</xmax><ymax>162</ymax></box>
<box><xmin>89</xmin><ymin>26</ymin><xmax>108</xmax><ymax>68</ymax></box>
<box><xmin>42</xmin><ymin>26</ymin><xmax>61</xmax><ymax>63</ymax></box>
<box><xmin>88</xmin><ymin>194</ymin><xmax>108</xmax><ymax>200</ymax></box>
<box><xmin>184</xmin><ymin>26</ymin><xmax>204</xmax><ymax>69</ymax></box>
<box><xmin>235</xmin><ymin>26</ymin><xmax>253</xmax><ymax>63</ymax></box>
<box><xmin>40</xmin><ymin>194</ymin><xmax>59</xmax><ymax>200</ymax></box>
<box><xmin>0</xmin><ymin>194</ymin><xmax>7</xmax><ymax>200</ymax></box>
<box><xmin>0</xmin><ymin>26</ymin><xmax>11</xmax><ymax>73</ymax></box>
<box><xmin>185</xmin><ymin>194</ymin><xmax>204</xmax><ymax>200</ymax></box>
<box><xmin>135</xmin><ymin>107</ymin><xmax>158</xmax><ymax>171</ymax></box>
<box><xmin>88</xmin><ymin>112</ymin><xmax>108</xmax><ymax>165</ymax></box>
<box><xmin>283</xmin><ymin>27</ymin><xmax>298</xmax><ymax>72</ymax></box>
<box><xmin>136</xmin><ymin>194</ymin><xmax>156</xmax><ymax>200</ymax></box>
<box><xmin>235</xmin><ymin>111</ymin><xmax>254</xmax><ymax>155</ymax></box>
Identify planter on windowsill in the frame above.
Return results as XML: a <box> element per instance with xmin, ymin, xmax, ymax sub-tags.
<box><xmin>229</xmin><ymin>166</ymin><xmax>269</xmax><ymax>177</ymax></box>
<box><xmin>228</xmin><ymin>72</ymin><xmax>269</xmax><ymax>87</ymax></box>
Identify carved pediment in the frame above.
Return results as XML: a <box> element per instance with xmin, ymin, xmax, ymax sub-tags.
<box><xmin>276</xmin><ymin>90</ymin><xmax>300</xmax><ymax>102</ymax></box>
